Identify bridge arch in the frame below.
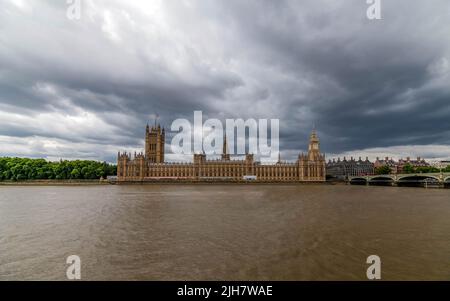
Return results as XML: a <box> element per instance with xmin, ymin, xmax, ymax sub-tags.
<box><xmin>349</xmin><ymin>177</ymin><xmax>368</xmax><ymax>185</ymax></box>
<box><xmin>444</xmin><ymin>177</ymin><xmax>450</xmax><ymax>188</ymax></box>
<box><xmin>368</xmin><ymin>176</ymin><xmax>394</xmax><ymax>186</ymax></box>
<box><xmin>397</xmin><ymin>174</ymin><xmax>440</xmax><ymax>182</ymax></box>
<box><xmin>397</xmin><ymin>175</ymin><xmax>440</xmax><ymax>187</ymax></box>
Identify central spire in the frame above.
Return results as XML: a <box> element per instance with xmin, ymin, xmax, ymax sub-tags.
<box><xmin>222</xmin><ymin>133</ymin><xmax>230</xmax><ymax>161</ymax></box>
<box><xmin>223</xmin><ymin>134</ymin><xmax>228</xmax><ymax>155</ymax></box>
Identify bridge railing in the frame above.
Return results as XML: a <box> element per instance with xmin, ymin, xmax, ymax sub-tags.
<box><xmin>348</xmin><ymin>172</ymin><xmax>450</xmax><ymax>184</ymax></box>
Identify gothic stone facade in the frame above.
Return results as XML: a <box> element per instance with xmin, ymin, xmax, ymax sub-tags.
<box><xmin>117</xmin><ymin>125</ymin><xmax>326</xmax><ymax>182</ymax></box>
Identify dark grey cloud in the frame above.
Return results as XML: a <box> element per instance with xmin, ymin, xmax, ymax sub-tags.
<box><xmin>0</xmin><ymin>0</ymin><xmax>450</xmax><ymax>162</ymax></box>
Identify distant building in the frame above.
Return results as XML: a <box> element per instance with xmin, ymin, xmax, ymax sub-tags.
<box><xmin>326</xmin><ymin>157</ymin><xmax>374</xmax><ymax>180</ymax></box>
<box><xmin>396</xmin><ymin>157</ymin><xmax>429</xmax><ymax>173</ymax></box>
<box><xmin>117</xmin><ymin>123</ymin><xmax>326</xmax><ymax>182</ymax></box>
<box><xmin>374</xmin><ymin>157</ymin><xmax>429</xmax><ymax>174</ymax></box>
<box><xmin>438</xmin><ymin>161</ymin><xmax>450</xmax><ymax>168</ymax></box>
<box><xmin>374</xmin><ymin>157</ymin><xmax>397</xmax><ymax>173</ymax></box>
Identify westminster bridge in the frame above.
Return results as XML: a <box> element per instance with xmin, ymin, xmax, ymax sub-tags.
<box><xmin>348</xmin><ymin>173</ymin><xmax>450</xmax><ymax>187</ymax></box>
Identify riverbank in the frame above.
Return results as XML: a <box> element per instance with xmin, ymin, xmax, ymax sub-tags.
<box><xmin>114</xmin><ymin>179</ymin><xmax>339</xmax><ymax>185</ymax></box>
<box><xmin>0</xmin><ymin>180</ymin><xmax>342</xmax><ymax>186</ymax></box>
<box><xmin>0</xmin><ymin>180</ymin><xmax>109</xmax><ymax>186</ymax></box>
<box><xmin>2</xmin><ymin>180</ymin><xmax>446</xmax><ymax>188</ymax></box>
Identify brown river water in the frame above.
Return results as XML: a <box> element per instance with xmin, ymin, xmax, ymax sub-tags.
<box><xmin>0</xmin><ymin>184</ymin><xmax>450</xmax><ymax>280</ymax></box>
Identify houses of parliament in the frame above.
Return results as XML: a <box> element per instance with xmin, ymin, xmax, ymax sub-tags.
<box><xmin>117</xmin><ymin>123</ymin><xmax>326</xmax><ymax>183</ymax></box>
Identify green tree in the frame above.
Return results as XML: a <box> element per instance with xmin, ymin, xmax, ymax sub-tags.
<box><xmin>375</xmin><ymin>165</ymin><xmax>392</xmax><ymax>175</ymax></box>
<box><xmin>402</xmin><ymin>164</ymin><xmax>415</xmax><ymax>174</ymax></box>
<box><xmin>0</xmin><ymin>157</ymin><xmax>117</xmax><ymax>181</ymax></box>
<box><xmin>70</xmin><ymin>168</ymin><xmax>81</xmax><ymax>179</ymax></box>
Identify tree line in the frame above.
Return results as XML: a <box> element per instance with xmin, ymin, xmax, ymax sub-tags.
<box><xmin>0</xmin><ymin>157</ymin><xmax>117</xmax><ymax>181</ymax></box>
<box><xmin>375</xmin><ymin>163</ymin><xmax>450</xmax><ymax>175</ymax></box>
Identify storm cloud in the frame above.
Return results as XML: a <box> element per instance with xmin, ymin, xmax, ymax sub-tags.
<box><xmin>1</xmin><ymin>0</ymin><xmax>450</xmax><ymax>162</ymax></box>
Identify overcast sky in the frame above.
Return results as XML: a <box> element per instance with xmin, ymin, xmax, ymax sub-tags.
<box><xmin>1</xmin><ymin>0</ymin><xmax>450</xmax><ymax>162</ymax></box>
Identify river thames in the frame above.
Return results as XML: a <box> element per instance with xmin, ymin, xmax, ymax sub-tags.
<box><xmin>1</xmin><ymin>184</ymin><xmax>449</xmax><ymax>280</ymax></box>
